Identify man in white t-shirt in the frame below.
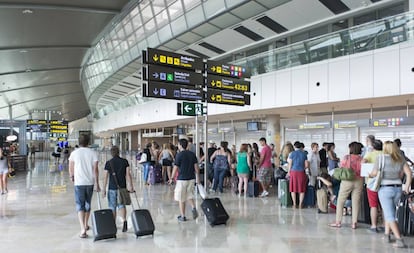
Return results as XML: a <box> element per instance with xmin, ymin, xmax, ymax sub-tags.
<box><xmin>69</xmin><ymin>134</ymin><xmax>100</xmax><ymax>239</ymax></box>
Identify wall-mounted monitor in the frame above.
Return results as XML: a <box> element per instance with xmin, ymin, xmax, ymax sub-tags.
<box><xmin>247</xmin><ymin>122</ymin><xmax>260</xmax><ymax>131</ymax></box>
<box><xmin>176</xmin><ymin>127</ymin><xmax>185</xmax><ymax>135</ymax></box>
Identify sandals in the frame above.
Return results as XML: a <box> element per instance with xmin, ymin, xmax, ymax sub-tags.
<box><xmin>329</xmin><ymin>222</ymin><xmax>341</xmax><ymax>228</ymax></box>
<box><xmin>351</xmin><ymin>223</ymin><xmax>357</xmax><ymax>229</ymax></box>
<box><xmin>393</xmin><ymin>239</ymin><xmax>406</xmax><ymax>248</ymax></box>
<box><xmin>79</xmin><ymin>233</ymin><xmax>88</xmax><ymax>239</ymax></box>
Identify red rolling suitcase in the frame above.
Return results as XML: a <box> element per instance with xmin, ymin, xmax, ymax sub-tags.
<box><xmin>131</xmin><ymin>192</ymin><xmax>155</xmax><ymax>238</ymax></box>
<box><xmin>92</xmin><ymin>192</ymin><xmax>117</xmax><ymax>242</ymax></box>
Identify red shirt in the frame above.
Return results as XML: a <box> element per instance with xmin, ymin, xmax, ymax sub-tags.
<box><xmin>260</xmin><ymin>145</ymin><xmax>272</xmax><ymax>168</ymax></box>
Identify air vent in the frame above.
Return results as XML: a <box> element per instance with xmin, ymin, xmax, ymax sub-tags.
<box><xmin>234</xmin><ymin>26</ymin><xmax>264</xmax><ymax>41</ymax></box>
<box><xmin>199</xmin><ymin>42</ymin><xmax>225</xmax><ymax>54</ymax></box>
<box><xmin>319</xmin><ymin>0</ymin><xmax>350</xmax><ymax>14</ymax></box>
<box><xmin>185</xmin><ymin>48</ymin><xmax>209</xmax><ymax>59</ymax></box>
<box><xmin>256</xmin><ymin>16</ymin><xmax>288</xmax><ymax>34</ymax></box>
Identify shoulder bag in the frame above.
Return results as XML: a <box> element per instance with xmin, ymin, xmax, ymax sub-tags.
<box><xmin>367</xmin><ymin>154</ymin><xmax>385</xmax><ymax>192</ymax></box>
<box><xmin>109</xmin><ymin>161</ymin><xmax>131</xmax><ymax>205</ymax></box>
<box><xmin>333</xmin><ymin>155</ymin><xmax>355</xmax><ymax>181</ymax></box>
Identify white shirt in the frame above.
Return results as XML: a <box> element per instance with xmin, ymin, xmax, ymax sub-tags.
<box><xmin>69</xmin><ymin>147</ymin><xmax>98</xmax><ymax>186</ymax></box>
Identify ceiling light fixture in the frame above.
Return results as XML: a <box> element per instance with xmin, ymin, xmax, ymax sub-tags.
<box><xmin>25</xmin><ymin>69</ymin><xmax>32</xmax><ymax>72</ymax></box>
<box><xmin>19</xmin><ymin>50</ymin><xmax>28</xmax><ymax>53</ymax></box>
<box><xmin>22</xmin><ymin>9</ymin><xmax>33</xmax><ymax>14</ymax></box>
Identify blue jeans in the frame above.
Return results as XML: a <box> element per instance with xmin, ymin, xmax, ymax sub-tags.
<box><xmin>378</xmin><ymin>186</ymin><xmax>402</xmax><ymax>222</ymax></box>
<box><xmin>142</xmin><ymin>162</ymin><xmax>151</xmax><ymax>182</ymax></box>
<box><xmin>213</xmin><ymin>168</ymin><xmax>226</xmax><ymax>193</ymax></box>
<box><xmin>74</xmin><ymin>185</ymin><xmax>94</xmax><ymax>212</ymax></box>
<box><xmin>107</xmin><ymin>189</ymin><xmax>125</xmax><ymax>211</ymax></box>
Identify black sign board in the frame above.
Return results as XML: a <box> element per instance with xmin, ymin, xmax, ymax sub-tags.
<box><xmin>206</xmin><ymin>75</ymin><xmax>250</xmax><ymax>92</ymax></box>
<box><xmin>206</xmin><ymin>60</ymin><xmax>249</xmax><ymax>78</ymax></box>
<box><xmin>143</xmin><ymin>48</ymin><xmax>204</xmax><ymax>71</ymax></box>
<box><xmin>143</xmin><ymin>64</ymin><xmax>203</xmax><ymax>86</ymax></box>
<box><xmin>143</xmin><ymin>81</ymin><xmax>204</xmax><ymax>101</ymax></box>
<box><xmin>207</xmin><ymin>89</ymin><xmax>250</xmax><ymax>106</ymax></box>
<box><xmin>26</xmin><ymin>119</ymin><xmax>48</xmax><ymax>132</ymax></box>
<box><xmin>50</xmin><ymin>120</ymin><xmax>68</xmax><ymax>134</ymax></box>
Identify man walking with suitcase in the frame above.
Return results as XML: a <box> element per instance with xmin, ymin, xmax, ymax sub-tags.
<box><xmin>69</xmin><ymin>134</ymin><xmax>100</xmax><ymax>238</ymax></box>
<box><xmin>169</xmin><ymin>138</ymin><xmax>200</xmax><ymax>222</ymax></box>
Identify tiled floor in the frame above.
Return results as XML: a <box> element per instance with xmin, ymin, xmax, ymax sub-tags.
<box><xmin>1</xmin><ymin>154</ymin><xmax>412</xmax><ymax>252</ymax></box>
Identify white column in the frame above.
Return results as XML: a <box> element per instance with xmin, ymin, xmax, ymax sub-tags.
<box><xmin>409</xmin><ymin>0</ymin><xmax>414</xmax><ymax>11</ymax></box>
<box><xmin>265</xmin><ymin>114</ymin><xmax>281</xmax><ymax>154</ymax></box>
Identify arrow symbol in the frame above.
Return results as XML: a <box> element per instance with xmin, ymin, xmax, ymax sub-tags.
<box><xmin>211</xmin><ymin>95</ymin><xmax>216</xmax><ymax>101</ymax></box>
<box><xmin>152</xmin><ymin>72</ymin><xmax>159</xmax><ymax>78</ymax></box>
<box><xmin>211</xmin><ymin>66</ymin><xmax>216</xmax><ymax>72</ymax></box>
<box><xmin>153</xmin><ymin>54</ymin><xmax>159</xmax><ymax>62</ymax></box>
<box><xmin>153</xmin><ymin>88</ymin><xmax>159</xmax><ymax>95</ymax></box>
<box><xmin>184</xmin><ymin>104</ymin><xmax>192</xmax><ymax>113</ymax></box>
<box><xmin>211</xmin><ymin>80</ymin><xmax>215</xmax><ymax>86</ymax></box>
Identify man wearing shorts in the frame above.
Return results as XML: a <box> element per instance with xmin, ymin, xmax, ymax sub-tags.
<box><xmin>169</xmin><ymin>138</ymin><xmax>200</xmax><ymax>222</ymax></box>
<box><xmin>258</xmin><ymin>137</ymin><xmax>272</xmax><ymax>197</ymax></box>
<box><xmin>69</xmin><ymin>134</ymin><xmax>100</xmax><ymax>238</ymax></box>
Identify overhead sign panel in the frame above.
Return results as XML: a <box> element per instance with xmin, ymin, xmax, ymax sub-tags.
<box><xmin>370</xmin><ymin>117</ymin><xmax>414</xmax><ymax>127</ymax></box>
<box><xmin>50</xmin><ymin>120</ymin><xmax>68</xmax><ymax>134</ymax></box>
<box><xmin>299</xmin><ymin>122</ymin><xmax>331</xmax><ymax>129</ymax></box>
<box><xmin>143</xmin><ymin>81</ymin><xmax>203</xmax><ymax>101</ymax></box>
<box><xmin>207</xmin><ymin>89</ymin><xmax>250</xmax><ymax>106</ymax></box>
<box><xmin>143</xmin><ymin>48</ymin><xmax>204</xmax><ymax>71</ymax></box>
<box><xmin>26</xmin><ymin>119</ymin><xmax>48</xmax><ymax>132</ymax></box>
<box><xmin>206</xmin><ymin>75</ymin><xmax>250</xmax><ymax>92</ymax></box>
<box><xmin>207</xmin><ymin>60</ymin><xmax>249</xmax><ymax>78</ymax></box>
<box><xmin>144</xmin><ymin>64</ymin><xmax>203</xmax><ymax>86</ymax></box>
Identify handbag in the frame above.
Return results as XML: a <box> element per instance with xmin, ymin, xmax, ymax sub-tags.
<box><xmin>109</xmin><ymin>162</ymin><xmax>131</xmax><ymax>205</ymax></box>
<box><xmin>333</xmin><ymin>155</ymin><xmax>355</xmax><ymax>181</ymax></box>
<box><xmin>367</xmin><ymin>154</ymin><xmax>385</xmax><ymax>192</ymax></box>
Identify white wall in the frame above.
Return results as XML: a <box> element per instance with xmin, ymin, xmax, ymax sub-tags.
<box><xmin>93</xmin><ymin>42</ymin><xmax>414</xmax><ymax>133</ymax></box>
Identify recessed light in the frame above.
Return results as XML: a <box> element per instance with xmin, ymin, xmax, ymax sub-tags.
<box><xmin>19</xmin><ymin>50</ymin><xmax>28</xmax><ymax>53</ymax></box>
<box><xmin>25</xmin><ymin>69</ymin><xmax>32</xmax><ymax>72</ymax></box>
<box><xmin>22</xmin><ymin>9</ymin><xmax>33</xmax><ymax>14</ymax></box>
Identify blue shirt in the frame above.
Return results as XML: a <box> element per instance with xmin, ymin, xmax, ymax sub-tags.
<box><xmin>175</xmin><ymin>150</ymin><xmax>198</xmax><ymax>180</ymax></box>
<box><xmin>288</xmin><ymin>150</ymin><xmax>307</xmax><ymax>172</ymax></box>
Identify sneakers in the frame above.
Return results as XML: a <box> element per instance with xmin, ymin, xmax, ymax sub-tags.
<box><xmin>122</xmin><ymin>221</ymin><xmax>128</xmax><ymax>232</ymax></box>
<box><xmin>367</xmin><ymin>227</ymin><xmax>377</xmax><ymax>233</ymax></box>
<box><xmin>192</xmin><ymin>208</ymin><xmax>199</xmax><ymax>220</ymax></box>
<box><xmin>260</xmin><ymin>191</ymin><xmax>269</xmax><ymax>197</ymax></box>
<box><xmin>393</xmin><ymin>238</ymin><xmax>407</xmax><ymax>248</ymax></box>
<box><xmin>177</xmin><ymin>215</ymin><xmax>187</xmax><ymax>222</ymax></box>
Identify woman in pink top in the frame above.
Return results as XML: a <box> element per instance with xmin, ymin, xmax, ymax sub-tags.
<box><xmin>329</xmin><ymin>142</ymin><xmax>364</xmax><ymax>229</ymax></box>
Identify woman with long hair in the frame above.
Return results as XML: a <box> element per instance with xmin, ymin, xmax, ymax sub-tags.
<box><xmin>327</xmin><ymin>143</ymin><xmax>339</xmax><ymax>171</ymax></box>
<box><xmin>210</xmin><ymin>141</ymin><xmax>231</xmax><ymax>194</ymax></box>
<box><xmin>369</xmin><ymin>141</ymin><xmax>412</xmax><ymax>248</ymax></box>
<box><xmin>0</xmin><ymin>148</ymin><xmax>10</xmax><ymax>194</ymax></box>
<box><xmin>159</xmin><ymin>143</ymin><xmax>175</xmax><ymax>184</ymax></box>
<box><xmin>236</xmin><ymin>144</ymin><xmax>251</xmax><ymax>198</ymax></box>
<box><xmin>329</xmin><ymin>142</ymin><xmax>363</xmax><ymax>229</ymax></box>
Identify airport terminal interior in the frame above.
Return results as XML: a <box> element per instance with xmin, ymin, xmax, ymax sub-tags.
<box><xmin>1</xmin><ymin>0</ymin><xmax>414</xmax><ymax>251</ymax></box>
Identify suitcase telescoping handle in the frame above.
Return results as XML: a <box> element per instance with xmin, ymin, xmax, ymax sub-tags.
<box><xmin>130</xmin><ymin>191</ymin><xmax>141</xmax><ymax>210</ymax></box>
<box><xmin>96</xmin><ymin>191</ymin><xmax>102</xmax><ymax>210</ymax></box>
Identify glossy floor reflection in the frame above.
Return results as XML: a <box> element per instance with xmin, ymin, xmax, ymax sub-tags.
<box><xmin>1</xmin><ymin>155</ymin><xmax>412</xmax><ymax>252</ymax></box>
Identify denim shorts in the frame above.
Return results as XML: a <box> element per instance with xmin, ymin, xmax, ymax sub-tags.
<box><xmin>0</xmin><ymin>168</ymin><xmax>8</xmax><ymax>175</ymax></box>
<box><xmin>108</xmin><ymin>189</ymin><xmax>125</xmax><ymax>211</ymax></box>
<box><xmin>378</xmin><ymin>185</ymin><xmax>402</xmax><ymax>222</ymax></box>
<box><xmin>74</xmin><ymin>185</ymin><xmax>94</xmax><ymax>212</ymax></box>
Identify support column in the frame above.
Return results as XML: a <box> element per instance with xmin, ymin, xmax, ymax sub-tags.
<box><xmin>265</xmin><ymin>114</ymin><xmax>281</xmax><ymax>154</ymax></box>
<box><xmin>409</xmin><ymin>0</ymin><xmax>414</xmax><ymax>11</ymax></box>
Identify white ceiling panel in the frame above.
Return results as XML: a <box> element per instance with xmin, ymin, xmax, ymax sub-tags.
<box><xmin>265</xmin><ymin>0</ymin><xmax>333</xmax><ymax>30</ymax></box>
<box><xmin>162</xmin><ymin>39</ymin><xmax>188</xmax><ymax>50</ymax></box>
<box><xmin>202</xmin><ymin>29</ymin><xmax>254</xmax><ymax>52</ymax></box>
<box><xmin>187</xmin><ymin>44</ymin><xmax>219</xmax><ymax>58</ymax></box>
<box><xmin>239</xmin><ymin>19</ymin><xmax>277</xmax><ymax>39</ymax></box>
<box><xmin>342</xmin><ymin>0</ymin><xmax>371</xmax><ymax>9</ymax></box>
<box><xmin>176</xmin><ymin>32</ymin><xmax>203</xmax><ymax>44</ymax></box>
<box><xmin>256</xmin><ymin>0</ymin><xmax>292</xmax><ymax>9</ymax></box>
<box><xmin>209</xmin><ymin>13</ymin><xmax>243</xmax><ymax>29</ymax></box>
<box><xmin>191</xmin><ymin>23</ymin><xmax>222</xmax><ymax>37</ymax></box>
<box><xmin>230</xmin><ymin>1</ymin><xmax>268</xmax><ymax>20</ymax></box>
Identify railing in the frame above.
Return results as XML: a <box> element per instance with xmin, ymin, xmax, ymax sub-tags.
<box><xmin>233</xmin><ymin>11</ymin><xmax>414</xmax><ymax>75</ymax></box>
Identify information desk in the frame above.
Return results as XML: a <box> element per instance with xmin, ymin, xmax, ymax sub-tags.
<box><xmin>9</xmin><ymin>155</ymin><xmax>27</xmax><ymax>171</ymax></box>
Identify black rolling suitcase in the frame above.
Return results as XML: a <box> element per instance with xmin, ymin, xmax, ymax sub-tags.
<box><xmin>396</xmin><ymin>193</ymin><xmax>414</xmax><ymax>236</ymax></box>
<box><xmin>198</xmin><ymin>184</ymin><xmax>229</xmax><ymax>227</ymax></box>
<box><xmin>131</xmin><ymin>191</ymin><xmax>155</xmax><ymax>238</ymax></box>
<box><xmin>357</xmin><ymin>184</ymin><xmax>371</xmax><ymax>224</ymax></box>
<box><xmin>303</xmin><ymin>185</ymin><xmax>316</xmax><ymax>207</ymax></box>
<box><xmin>247</xmin><ymin>166</ymin><xmax>259</xmax><ymax>197</ymax></box>
<box><xmin>92</xmin><ymin>192</ymin><xmax>117</xmax><ymax>242</ymax></box>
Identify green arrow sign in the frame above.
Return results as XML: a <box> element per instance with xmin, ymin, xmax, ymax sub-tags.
<box><xmin>181</xmin><ymin>102</ymin><xmax>205</xmax><ymax>116</ymax></box>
